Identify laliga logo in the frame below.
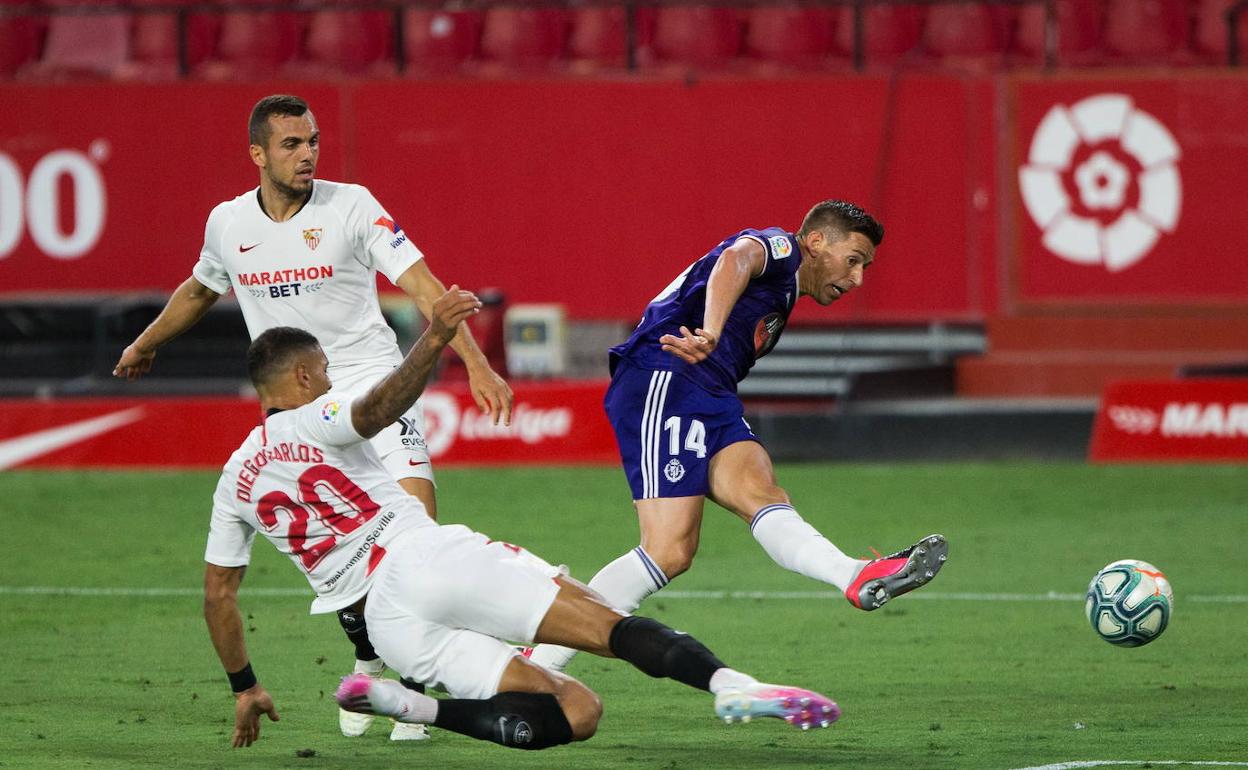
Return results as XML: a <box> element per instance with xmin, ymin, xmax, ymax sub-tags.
<box><xmin>420</xmin><ymin>391</ymin><xmax>573</xmax><ymax>457</ymax></box>
<box><xmin>1019</xmin><ymin>94</ymin><xmax>1181</xmax><ymax>272</ymax></box>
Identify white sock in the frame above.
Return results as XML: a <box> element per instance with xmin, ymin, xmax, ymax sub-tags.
<box><xmin>529</xmin><ymin>547</ymin><xmax>669</xmax><ymax>672</ymax></box>
<box><xmin>368</xmin><ymin>679</ymin><xmax>439</xmax><ymax>724</ymax></box>
<box><xmin>353</xmin><ymin>658</ymin><xmax>385</xmax><ymax>677</ymax></box>
<box><xmin>708</xmin><ymin>667</ymin><xmax>758</xmax><ymax>695</ymax></box>
<box><xmin>750</xmin><ymin>505</ymin><xmax>866</xmax><ymax>592</ymax></box>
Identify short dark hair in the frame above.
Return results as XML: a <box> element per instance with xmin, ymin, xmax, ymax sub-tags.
<box><xmin>247</xmin><ymin>327</ymin><xmax>321</xmax><ymax>388</ymax></box>
<box><xmin>797</xmin><ymin>200</ymin><xmax>884</xmax><ymax>247</ymax></box>
<box><xmin>248</xmin><ymin>94</ymin><xmax>310</xmax><ymax>148</ymax></box>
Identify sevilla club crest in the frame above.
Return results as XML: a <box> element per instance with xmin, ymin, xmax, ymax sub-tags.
<box><xmin>302</xmin><ymin>228</ymin><xmax>322</xmax><ymax>251</ymax></box>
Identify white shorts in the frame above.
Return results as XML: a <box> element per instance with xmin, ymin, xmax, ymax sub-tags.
<box><xmin>368</xmin><ymin>399</ymin><xmax>435</xmax><ymax>485</ymax></box>
<box><xmin>364</xmin><ymin>524</ymin><xmax>565</xmax><ymax>699</ymax></box>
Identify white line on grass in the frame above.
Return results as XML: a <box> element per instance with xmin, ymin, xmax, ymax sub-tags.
<box><xmin>1</xmin><ymin>586</ymin><xmax>1246</xmax><ymax>603</ymax></box>
<box><xmin>1010</xmin><ymin>761</ymin><xmax>1248</xmax><ymax>770</ymax></box>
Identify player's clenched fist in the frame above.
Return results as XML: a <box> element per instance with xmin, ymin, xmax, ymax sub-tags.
<box><xmin>428</xmin><ymin>285</ymin><xmax>481</xmax><ymax>345</ymax></box>
<box><xmin>231</xmin><ymin>685</ymin><xmax>279</xmax><ymax>748</ymax></box>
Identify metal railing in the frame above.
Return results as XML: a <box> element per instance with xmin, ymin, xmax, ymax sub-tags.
<box><xmin>1229</xmin><ymin>0</ymin><xmax>1248</xmax><ymax>65</ymax></box>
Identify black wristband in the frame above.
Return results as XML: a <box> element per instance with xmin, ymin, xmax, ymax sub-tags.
<box><xmin>228</xmin><ymin>663</ymin><xmax>257</xmax><ymax>694</ymax></box>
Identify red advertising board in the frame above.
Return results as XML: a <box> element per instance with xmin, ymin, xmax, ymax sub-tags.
<box><xmin>0</xmin><ymin>381</ymin><xmax>615</xmax><ymax>470</ymax></box>
<box><xmin>0</xmin><ymin>77</ymin><xmax>994</xmax><ymax>322</ymax></box>
<box><xmin>1089</xmin><ymin>379</ymin><xmax>1248</xmax><ymax>462</ymax></box>
<box><xmin>1010</xmin><ymin>76</ymin><xmax>1248</xmax><ymax>309</ymax></box>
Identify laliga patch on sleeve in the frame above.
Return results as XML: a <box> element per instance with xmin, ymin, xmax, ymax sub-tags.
<box><xmin>321</xmin><ymin>400</ymin><xmax>342</xmax><ymax>424</ymax></box>
<box><xmin>769</xmin><ymin>236</ymin><xmax>792</xmax><ymax>259</ymax></box>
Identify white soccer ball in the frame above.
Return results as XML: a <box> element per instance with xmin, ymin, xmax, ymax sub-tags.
<box><xmin>1085</xmin><ymin>559</ymin><xmax>1174</xmax><ymax>647</ymax></box>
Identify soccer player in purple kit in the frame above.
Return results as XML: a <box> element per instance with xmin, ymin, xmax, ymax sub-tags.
<box><xmin>530</xmin><ymin>200</ymin><xmax>948</xmax><ymax>674</ymax></box>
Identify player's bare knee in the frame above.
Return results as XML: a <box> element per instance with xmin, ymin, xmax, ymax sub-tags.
<box><xmin>648</xmin><ymin>543</ymin><xmax>695</xmax><ymax>578</ymax></box>
<box><xmin>556</xmin><ymin>681</ymin><xmax>602</xmax><ymax>740</ymax></box>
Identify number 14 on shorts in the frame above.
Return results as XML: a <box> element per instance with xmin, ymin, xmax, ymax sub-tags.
<box><xmin>664</xmin><ymin>417</ymin><xmax>707</xmax><ymax>458</ymax></box>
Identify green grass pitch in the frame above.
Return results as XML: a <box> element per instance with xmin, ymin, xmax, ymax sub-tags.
<box><xmin>2</xmin><ymin>463</ymin><xmax>1246</xmax><ymax>770</ymax></box>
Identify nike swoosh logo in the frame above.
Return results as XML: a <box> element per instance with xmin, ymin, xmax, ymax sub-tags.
<box><xmin>408</xmin><ymin>460</ymin><xmax>428</xmax><ymax>466</ymax></box>
<box><xmin>239</xmin><ymin>243</ymin><xmax>261</xmax><ymax>253</ymax></box>
<box><xmin>0</xmin><ymin>407</ymin><xmax>146</xmax><ymax>469</ymax></box>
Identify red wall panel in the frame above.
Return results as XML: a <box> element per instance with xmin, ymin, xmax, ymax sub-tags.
<box><xmin>0</xmin><ymin>77</ymin><xmax>992</xmax><ymax>321</ymax></box>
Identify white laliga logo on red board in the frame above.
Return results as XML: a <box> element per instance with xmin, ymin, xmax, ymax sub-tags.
<box><xmin>1019</xmin><ymin>94</ymin><xmax>1181</xmax><ymax>272</ymax></box>
<box><xmin>420</xmin><ymin>391</ymin><xmax>574</xmax><ymax>457</ymax></box>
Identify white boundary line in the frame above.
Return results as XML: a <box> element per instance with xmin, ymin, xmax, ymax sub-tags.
<box><xmin>1010</xmin><ymin>762</ymin><xmax>1248</xmax><ymax>770</ymax></box>
<box><xmin>1</xmin><ymin>586</ymin><xmax>1246</xmax><ymax>603</ymax></box>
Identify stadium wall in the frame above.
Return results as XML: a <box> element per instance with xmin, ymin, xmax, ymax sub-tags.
<box><xmin>0</xmin><ymin>75</ymin><xmax>997</xmax><ymax>322</ymax></box>
<box><xmin>4</xmin><ymin>74</ymin><xmax>1245</xmax><ymax>321</ymax></box>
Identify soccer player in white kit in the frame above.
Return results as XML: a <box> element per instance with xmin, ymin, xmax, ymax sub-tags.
<box><xmin>204</xmin><ymin>290</ymin><xmax>839</xmax><ymax>750</ymax></box>
<box><xmin>114</xmin><ymin>94</ymin><xmax>511</xmax><ymax>741</ymax></box>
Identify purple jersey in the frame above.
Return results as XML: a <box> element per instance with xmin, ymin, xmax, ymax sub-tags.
<box><xmin>609</xmin><ymin>228</ymin><xmax>800</xmax><ymax>395</ymax></box>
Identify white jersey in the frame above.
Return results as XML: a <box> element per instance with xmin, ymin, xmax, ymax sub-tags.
<box><xmin>204</xmin><ymin>392</ymin><xmax>437</xmax><ymax>613</ymax></box>
<box><xmin>192</xmin><ymin>180</ymin><xmax>423</xmax><ymax>392</ymax></box>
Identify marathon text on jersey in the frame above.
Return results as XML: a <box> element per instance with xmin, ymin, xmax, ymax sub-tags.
<box><xmin>236</xmin><ymin>265</ymin><xmax>334</xmax><ymax>287</ymax></box>
<box><xmin>235</xmin><ymin>441</ymin><xmax>326</xmax><ymax>502</ymax></box>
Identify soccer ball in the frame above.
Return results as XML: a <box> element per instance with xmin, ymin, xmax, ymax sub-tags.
<box><xmin>1085</xmin><ymin>560</ymin><xmax>1174</xmax><ymax>647</ymax></box>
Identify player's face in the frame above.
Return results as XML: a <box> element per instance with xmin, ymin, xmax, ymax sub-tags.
<box><xmin>300</xmin><ymin>350</ymin><xmax>332</xmax><ymax>400</ymax></box>
<box><xmin>799</xmin><ymin>230</ymin><xmax>874</xmax><ymax>306</ymax></box>
<box><xmin>255</xmin><ymin>112</ymin><xmax>320</xmax><ymax>199</ymax></box>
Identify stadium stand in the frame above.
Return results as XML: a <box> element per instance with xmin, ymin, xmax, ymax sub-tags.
<box><xmin>920</xmin><ymin>3</ymin><xmax>1011</xmax><ymax>69</ymax></box>
<box><xmin>4</xmin><ymin>0</ymin><xmax>1248</xmax><ymax>78</ymax></box>
<box><xmin>1011</xmin><ymin>0</ymin><xmax>1105</xmax><ymax>67</ymax></box>
<box><xmin>0</xmin><ymin>0</ymin><xmax>46</xmax><ymax>78</ymax></box>
<box><xmin>19</xmin><ymin>2</ymin><xmax>130</xmax><ymax>80</ymax></box>
<box><xmin>116</xmin><ymin>0</ymin><xmax>220</xmax><ymax>81</ymax></box>
<box><xmin>741</xmin><ymin>4</ymin><xmax>838</xmax><ymax>72</ymax></box>
<box><xmin>740</xmin><ymin>324</ymin><xmax>985</xmax><ymax>401</ymax></box>
<box><xmin>1193</xmin><ymin>0</ymin><xmax>1248</xmax><ymax>61</ymax></box>
<box><xmin>403</xmin><ymin>8</ymin><xmax>483</xmax><ymax>74</ymax></box>
<box><xmin>294</xmin><ymin>1</ymin><xmax>395</xmax><ymax>77</ymax></box>
<box><xmin>476</xmin><ymin>7</ymin><xmax>570</xmax><ymax>72</ymax></box>
<box><xmin>1102</xmin><ymin>0</ymin><xmax>1193</xmax><ymax>64</ymax></box>
<box><xmin>193</xmin><ymin>0</ymin><xmax>306</xmax><ymax>80</ymax></box>
<box><xmin>567</xmin><ymin>5</ymin><xmax>656</xmax><ymax>71</ymax></box>
<box><xmin>650</xmin><ymin>5</ymin><xmax>743</xmax><ymax>70</ymax></box>
<box><xmin>831</xmin><ymin>2</ymin><xmax>926</xmax><ymax>67</ymax></box>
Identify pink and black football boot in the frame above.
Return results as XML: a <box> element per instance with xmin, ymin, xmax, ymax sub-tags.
<box><xmin>845</xmin><ymin>534</ymin><xmax>948</xmax><ymax>611</ymax></box>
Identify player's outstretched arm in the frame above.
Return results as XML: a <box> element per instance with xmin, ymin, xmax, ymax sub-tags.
<box><xmin>659</xmin><ymin>239</ymin><xmax>764</xmax><ymax>365</ymax></box>
<box><xmin>351</xmin><ymin>286</ymin><xmax>481</xmax><ymax>439</ymax></box>
<box><xmin>113</xmin><ymin>276</ymin><xmax>221</xmax><ymax>380</ymax></box>
<box><xmin>203</xmin><ymin>563</ymin><xmax>280</xmax><ymax>747</ymax></box>
<box><xmin>396</xmin><ymin>262</ymin><xmax>514</xmax><ymax>425</ymax></box>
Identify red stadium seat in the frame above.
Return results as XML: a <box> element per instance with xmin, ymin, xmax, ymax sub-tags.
<box><xmin>116</xmin><ymin>0</ymin><xmax>219</xmax><ymax>80</ymax></box>
<box><xmin>403</xmin><ymin>9</ymin><xmax>483</xmax><ymax>74</ymax></box>
<box><xmin>1103</xmin><ymin>0</ymin><xmax>1191</xmax><ymax>62</ymax></box>
<box><xmin>294</xmin><ymin>8</ymin><xmax>394</xmax><ymax>77</ymax></box>
<box><xmin>194</xmin><ymin>0</ymin><xmax>304</xmax><ymax>80</ymax></box>
<box><xmin>743</xmin><ymin>5</ymin><xmax>836</xmax><ymax>70</ymax></box>
<box><xmin>0</xmin><ymin>1</ymin><xmax>46</xmax><ymax>78</ymax></box>
<box><xmin>652</xmin><ymin>6</ymin><xmax>743</xmax><ymax>69</ymax></box>
<box><xmin>20</xmin><ymin>5</ymin><xmax>130</xmax><ymax>79</ymax></box>
<box><xmin>1193</xmin><ymin>0</ymin><xmax>1248</xmax><ymax>61</ymax></box>
<box><xmin>833</xmin><ymin>4</ymin><xmax>925</xmax><ymax>66</ymax></box>
<box><xmin>478</xmin><ymin>7</ymin><xmax>569</xmax><ymax>70</ymax></box>
<box><xmin>567</xmin><ymin>6</ymin><xmax>656</xmax><ymax>70</ymax></box>
<box><xmin>922</xmin><ymin>3</ymin><xmax>1010</xmax><ymax>67</ymax></box>
<box><xmin>1013</xmin><ymin>0</ymin><xmax>1105</xmax><ymax>67</ymax></box>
